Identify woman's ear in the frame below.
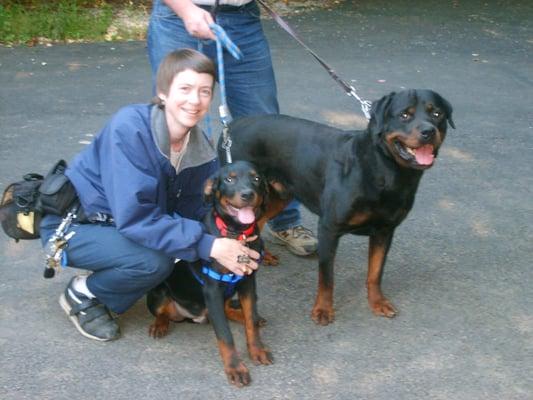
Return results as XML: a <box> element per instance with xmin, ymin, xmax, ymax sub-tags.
<box><xmin>157</xmin><ymin>93</ymin><xmax>167</xmax><ymax>106</ymax></box>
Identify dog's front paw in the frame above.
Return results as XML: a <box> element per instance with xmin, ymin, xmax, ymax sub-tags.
<box><xmin>148</xmin><ymin>317</ymin><xmax>170</xmax><ymax>338</ymax></box>
<box><xmin>225</xmin><ymin>362</ymin><xmax>251</xmax><ymax>387</ymax></box>
<box><xmin>255</xmin><ymin>315</ymin><xmax>268</xmax><ymax>327</ymax></box>
<box><xmin>369</xmin><ymin>296</ymin><xmax>397</xmax><ymax>318</ymax></box>
<box><xmin>262</xmin><ymin>249</ymin><xmax>279</xmax><ymax>266</ymax></box>
<box><xmin>249</xmin><ymin>346</ymin><xmax>273</xmax><ymax>365</ymax></box>
<box><xmin>311</xmin><ymin>307</ymin><xmax>335</xmax><ymax>326</ymax></box>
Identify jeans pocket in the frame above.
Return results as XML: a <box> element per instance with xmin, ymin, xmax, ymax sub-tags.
<box><xmin>243</xmin><ymin>1</ymin><xmax>261</xmax><ymax>19</ymax></box>
<box><xmin>152</xmin><ymin>0</ymin><xmax>177</xmax><ymax>19</ymax></box>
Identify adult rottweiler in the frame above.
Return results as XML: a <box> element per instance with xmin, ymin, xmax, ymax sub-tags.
<box><xmin>146</xmin><ymin>161</ymin><xmax>272</xmax><ymax>387</ymax></box>
<box><xmin>218</xmin><ymin>89</ymin><xmax>455</xmax><ymax>325</ymax></box>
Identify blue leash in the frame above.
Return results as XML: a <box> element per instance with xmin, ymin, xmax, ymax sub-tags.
<box><xmin>210</xmin><ymin>23</ymin><xmax>242</xmax><ymax>128</ymax></box>
<box><xmin>198</xmin><ymin>24</ymin><xmax>242</xmax><ymax>163</ymax></box>
<box><xmin>197</xmin><ymin>25</ymin><xmax>242</xmax><ymax>137</ymax></box>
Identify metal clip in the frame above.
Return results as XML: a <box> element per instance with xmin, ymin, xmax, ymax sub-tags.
<box><xmin>348</xmin><ymin>86</ymin><xmax>372</xmax><ymax>120</ymax></box>
<box><xmin>221</xmin><ymin>126</ymin><xmax>233</xmax><ymax>164</ymax></box>
<box><xmin>43</xmin><ymin>205</ymin><xmax>78</xmax><ymax>278</ymax></box>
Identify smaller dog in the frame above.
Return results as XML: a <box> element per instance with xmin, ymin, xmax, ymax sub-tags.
<box><xmin>146</xmin><ymin>161</ymin><xmax>272</xmax><ymax>387</ymax></box>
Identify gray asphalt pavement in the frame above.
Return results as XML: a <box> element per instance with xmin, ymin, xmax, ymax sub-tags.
<box><xmin>0</xmin><ymin>1</ymin><xmax>531</xmax><ymax>399</ymax></box>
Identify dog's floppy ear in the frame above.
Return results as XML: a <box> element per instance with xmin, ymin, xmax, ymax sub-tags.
<box><xmin>203</xmin><ymin>175</ymin><xmax>219</xmax><ymax>204</ymax></box>
<box><xmin>369</xmin><ymin>92</ymin><xmax>395</xmax><ymax>133</ymax></box>
<box><xmin>438</xmin><ymin>94</ymin><xmax>455</xmax><ymax>129</ymax></box>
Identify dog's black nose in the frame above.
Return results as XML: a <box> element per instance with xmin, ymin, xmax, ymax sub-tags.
<box><xmin>240</xmin><ymin>190</ymin><xmax>254</xmax><ymax>202</ymax></box>
<box><xmin>420</xmin><ymin>127</ymin><xmax>436</xmax><ymax>139</ymax></box>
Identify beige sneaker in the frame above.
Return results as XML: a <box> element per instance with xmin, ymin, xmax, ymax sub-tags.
<box><xmin>268</xmin><ymin>225</ymin><xmax>318</xmax><ymax>256</ymax></box>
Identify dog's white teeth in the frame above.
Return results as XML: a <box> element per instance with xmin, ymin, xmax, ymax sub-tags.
<box><xmin>406</xmin><ymin>147</ymin><xmax>416</xmax><ymax>156</ymax></box>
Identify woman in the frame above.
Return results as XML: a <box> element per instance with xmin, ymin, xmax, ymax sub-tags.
<box><xmin>40</xmin><ymin>49</ymin><xmax>259</xmax><ymax>342</ymax></box>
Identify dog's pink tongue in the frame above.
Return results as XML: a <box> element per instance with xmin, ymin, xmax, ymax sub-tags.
<box><xmin>238</xmin><ymin>207</ymin><xmax>255</xmax><ymax>224</ymax></box>
<box><xmin>415</xmin><ymin>145</ymin><xmax>435</xmax><ymax>165</ymax></box>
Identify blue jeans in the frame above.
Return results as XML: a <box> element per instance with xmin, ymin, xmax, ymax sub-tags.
<box><xmin>41</xmin><ymin>214</ymin><xmax>175</xmax><ymax>314</ymax></box>
<box><xmin>147</xmin><ymin>0</ymin><xmax>300</xmax><ymax>231</ymax></box>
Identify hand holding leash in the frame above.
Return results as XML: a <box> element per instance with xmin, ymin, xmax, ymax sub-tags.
<box><xmin>177</xmin><ymin>1</ymin><xmax>216</xmax><ymax>40</ymax></box>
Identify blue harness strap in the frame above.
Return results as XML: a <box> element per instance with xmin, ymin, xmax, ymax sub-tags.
<box><xmin>188</xmin><ymin>262</ymin><xmax>245</xmax><ymax>299</ymax></box>
<box><xmin>201</xmin><ymin>265</ymin><xmax>244</xmax><ymax>285</ymax></box>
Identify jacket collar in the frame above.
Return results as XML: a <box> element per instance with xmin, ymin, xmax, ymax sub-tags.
<box><xmin>150</xmin><ymin>105</ymin><xmax>217</xmax><ymax>174</ymax></box>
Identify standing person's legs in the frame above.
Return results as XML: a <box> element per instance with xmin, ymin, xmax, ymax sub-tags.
<box><xmin>217</xmin><ymin>4</ymin><xmax>317</xmax><ymax>255</ymax></box>
<box><xmin>40</xmin><ymin>215</ymin><xmax>174</xmax><ymax>341</ymax></box>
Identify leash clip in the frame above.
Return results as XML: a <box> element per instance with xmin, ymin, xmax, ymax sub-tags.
<box><xmin>348</xmin><ymin>86</ymin><xmax>372</xmax><ymax>120</ymax></box>
<box><xmin>221</xmin><ymin>126</ymin><xmax>233</xmax><ymax>164</ymax></box>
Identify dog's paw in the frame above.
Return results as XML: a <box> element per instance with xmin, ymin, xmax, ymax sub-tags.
<box><xmin>369</xmin><ymin>297</ymin><xmax>398</xmax><ymax>318</ymax></box>
<box><xmin>249</xmin><ymin>347</ymin><xmax>273</xmax><ymax>365</ymax></box>
<box><xmin>255</xmin><ymin>315</ymin><xmax>268</xmax><ymax>327</ymax></box>
<box><xmin>225</xmin><ymin>362</ymin><xmax>251</xmax><ymax>387</ymax></box>
<box><xmin>148</xmin><ymin>319</ymin><xmax>170</xmax><ymax>338</ymax></box>
<box><xmin>311</xmin><ymin>307</ymin><xmax>335</xmax><ymax>326</ymax></box>
<box><xmin>262</xmin><ymin>249</ymin><xmax>279</xmax><ymax>266</ymax></box>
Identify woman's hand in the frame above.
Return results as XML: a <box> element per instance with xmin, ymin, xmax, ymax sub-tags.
<box><xmin>210</xmin><ymin>237</ymin><xmax>260</xmax><ymax>276</ymax></box>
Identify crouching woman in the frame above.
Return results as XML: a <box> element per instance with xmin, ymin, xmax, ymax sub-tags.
<box><xmin>40</xmin><ymin>49</ymin><xmax>259</xmax><ymax>341</ymax></box>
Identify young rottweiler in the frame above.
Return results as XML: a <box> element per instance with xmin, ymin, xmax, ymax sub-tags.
<box><xmin>219</xmin><ymin>89</ymin><xmax>455</xmax><ymax>325</ymax></box>
<box><xmin>146</xmin><ymin>161</ymin><xmax>272</xmax><ymax>387</ymax></box>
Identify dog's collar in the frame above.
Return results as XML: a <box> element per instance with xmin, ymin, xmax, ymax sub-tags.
<box><xmin>214</xmin><ymin>212</ymin><xmax>256</xmax><ymax>240</ymax></box>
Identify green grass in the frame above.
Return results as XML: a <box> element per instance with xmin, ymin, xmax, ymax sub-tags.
<box><xmin>0</xmin><ymin>0</ymin><xmax>114</xmax><ymax>45</ymax></box>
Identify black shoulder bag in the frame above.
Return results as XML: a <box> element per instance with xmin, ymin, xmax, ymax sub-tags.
<box><xmin>0</xmin><ymin>160</ymin><xmax>78</xmax><ymax>242</ymax></box>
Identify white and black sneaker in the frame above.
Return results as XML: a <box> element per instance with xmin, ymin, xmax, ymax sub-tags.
<box><xmin>267</xmin><ymin>225</ymin><xmax>318</xmax><ymax>256</ymax></box>
<box><xmin>59</xmin><ymin>276</ymin><xmax>120</xmax><ymax>341</ymax></box>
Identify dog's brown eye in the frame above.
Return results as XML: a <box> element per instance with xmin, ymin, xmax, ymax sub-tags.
<box><xmin>432</xmin><ymin>111</ymin><xmax>442</xmax><ymax>118</ymax></box>
<box><xmin>224</xmin><ymin>177</ymin><xmax>233</xmax><ymax>183</ymax></box>
<box><xmin>400</xmin><ymin>112</ymin><xmax>411</xmax><ymax>121</ymax></box>
<box><xmin>253</xmin><ymin>176</ymin><xmax>260</xmax><ymax>182</ymax></box>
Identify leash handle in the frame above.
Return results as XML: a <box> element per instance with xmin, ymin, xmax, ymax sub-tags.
<box><xmin>209</xmin><ymin>23</ymin><xmax>242</xmax><ymax>61</ymax></box>
<box><xmin>256</xmin><ymin>0</ymin><xmax>372</xmax><ymax>120</ymax></box>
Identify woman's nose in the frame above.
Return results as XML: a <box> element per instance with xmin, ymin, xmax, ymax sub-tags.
<box><xmin>187</xmin><ymin>90</ymin><xmax>200</xmax><ymax>104</ymax></box>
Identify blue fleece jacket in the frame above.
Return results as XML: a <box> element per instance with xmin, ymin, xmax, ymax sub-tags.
<box><xmin>65</xmin><ymin>104</ymin><xmax>219</xmax><ymax>262</ymax></box>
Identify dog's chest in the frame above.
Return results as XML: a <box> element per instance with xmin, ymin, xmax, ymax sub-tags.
<box><xmin>343</xmin><ymin>186</ymin><xmax>415</xmax><ymax>234</ymax></box>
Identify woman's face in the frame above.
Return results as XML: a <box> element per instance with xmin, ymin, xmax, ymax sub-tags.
<box><xmin>160</xmin><ymin>68</ymin><xmax>214</xmax><ymax>137</ymax></box>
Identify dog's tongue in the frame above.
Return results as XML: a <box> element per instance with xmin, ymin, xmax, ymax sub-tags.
<box><xmin>415</xmin><ymin>145</ymin><xmax>435</xmax><ymax>165</ymax></box>
<box><xmin>237</xmin><ymin>206</ymin><xmax>256</xmax><ymax>224</ymax></box>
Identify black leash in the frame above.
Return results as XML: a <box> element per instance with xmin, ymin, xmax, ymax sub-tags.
<box><xmin>256</xmin><ymin>0</ymin><xmax>372</xmax><ymax>119</ymax></box>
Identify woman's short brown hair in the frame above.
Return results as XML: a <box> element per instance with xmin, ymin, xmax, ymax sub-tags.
<box><xmin>154</xmin><ymin>49</ymin><xmax>216</xmax><ymax>102</ymax></box>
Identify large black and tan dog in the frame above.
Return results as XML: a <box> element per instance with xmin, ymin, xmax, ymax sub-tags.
<box><xmin>146</xmin><ymin>161</ymin><xmax>272</xmax><ymax>387</ymax></box>
<box><xmin>219</xmin><ymin>89</ymin><xmax>455</xmax><ymax>325</ymax></box>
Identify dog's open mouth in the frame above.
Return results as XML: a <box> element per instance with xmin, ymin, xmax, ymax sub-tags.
<box><xmin>226</xmin><ymin>204</ymin><xmax>256</xmax><ymax>224</ymax></box>
<box><xmin>395</xmin><ymin>142</ymin><xmax>435</xmax><ymax>166</ymax></box>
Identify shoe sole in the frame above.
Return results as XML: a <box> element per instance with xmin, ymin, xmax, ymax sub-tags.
<box><xmin>59</xmin><ymin>293</ymin><xmax>114</xmax><ymax>342</ymax></box>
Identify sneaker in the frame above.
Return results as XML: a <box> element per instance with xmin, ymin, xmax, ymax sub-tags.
<box><xmin>268</xmin><ymin>225</ymin><xmax>318</xmax><ymax>256</ymax></box>
<box><xmin>59</xmin><ymin>276</ymin><xmax>120</xmax><ymax>342</ymax></box>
